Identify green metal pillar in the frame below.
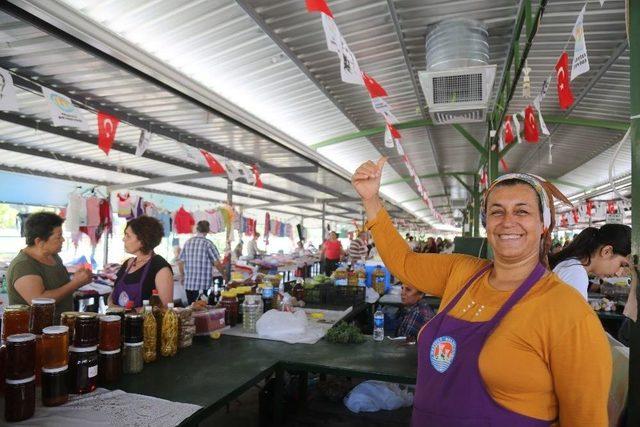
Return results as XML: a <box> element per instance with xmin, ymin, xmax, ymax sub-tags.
<box><xmin>629</xmin><ymin>0</ymin><xmax>640</xmax><ymax>424</ymax></box>
<box><xmin>473</xmin><ymin>175</ymin><xmax>481</xmax><ymax>237</ymax></box>
<box><xmin>487</xmin><ymin>132</ymin><xmax>499</xmax><ymax>183</ymax></box>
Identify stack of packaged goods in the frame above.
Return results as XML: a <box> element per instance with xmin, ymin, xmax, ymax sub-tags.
<box><xmin>175</xmin><ymin>307</ymin><xmax>195</xmax><ymax>349</ymax></box>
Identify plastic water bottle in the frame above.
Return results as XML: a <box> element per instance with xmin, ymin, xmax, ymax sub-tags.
<box><xmin>373</xmin><ymin>310</ymin><xmax>384</xmax><ymax>341</ymax></box>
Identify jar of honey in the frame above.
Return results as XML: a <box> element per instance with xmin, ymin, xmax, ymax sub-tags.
<box><xmin>60</xmin><ymin>311</ymin><xmax>80</xmax><ymax>343</ymax></box>
<box><xmin>41</xmin><ymin>326</ymin><xmax>69</xmax><ymax>369</ymax></box>
<box><xmin>30</xmin><ymin>298</ymin><xmax>55</xmax><ymax>335</ymax></box>
<box><xmin>68</xmin><ymin>346</ymin><xmax>98</xmax><ymax>394</ymax></box>
<box><xmin>6</xmin><ymin>333</ymin><xmax>36</xmax><ymax>380</ymax></box>
<box><xmin>2</xmin><ymin>305</ymin><xmax>30</xmax><ymax>340</ymax></box>
<box><xmin>73</xmin><ymin>313</ymin><xmax>98</xmax><ymax>348</ymax></box>
<box><xmin>98</xmin><ymin>348</ymin><xmax>121</xmax><ymax>385</ymax></box>
<box><xmin>4</xmin><ymin>375</ymin><xmax>35</xmax><ymax>422</ymax></box>
<box><xmin>99</xmin><ymin>315</ymin><xmax>121</xmax><ymax>351</ymax></box>
<box><xmin>41</xmin><ymin>365</ymin><xmax>68</xmax><ymax>407</ymax></box>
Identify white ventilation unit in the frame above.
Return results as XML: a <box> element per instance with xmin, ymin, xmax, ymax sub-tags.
<box><xmin>450</xmin><ymin>198</ymin><xmax>468</xmax><ymax>210</ymax></box>
<box><xmin>419</xmin><ymin>19</ymin><xmax>496</xmax><ymax>125</ymax></box>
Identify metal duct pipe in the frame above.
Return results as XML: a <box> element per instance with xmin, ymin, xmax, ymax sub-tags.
<box><xmin>426</xmin><ymin>19</ymin><xmax>489</xmax><ymax>71</ymax></box>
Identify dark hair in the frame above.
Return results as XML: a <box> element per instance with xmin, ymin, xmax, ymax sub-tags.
<box><xmin>25</xmin><ymin>212</ymin><xmax>64</xmax><ymax>246</ymax></box>
<box><xmin>196</xmin><ymin>220</ymin><xmax>210</xmax><ymax>234</ymax></box>
<box><xmin>126</xmin><ymin>216</ymin><xmax>164</xmax><ymax>254</ymax></box>
<box><xmin>549</xmin><ymin>224</ymin><xmax>631</xmax><ymax>269</ymax></box>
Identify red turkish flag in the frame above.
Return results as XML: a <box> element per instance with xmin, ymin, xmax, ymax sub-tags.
<box><xmin>252</xmin><ymin>164</ymin><xmax>263</xmax><ymax>188</ymax></box>
<box><xmin>362</xmin><ymin>72</ymin><xmax>388</xmax><ymax>99</ymax></box>
<box><xmin>586</xmin><ymin>200</ymin><xmax>593</xmax><ymax>216</ymax></box>
<box><xmin>199</xmin><ymin>150</ymin><xmax>225</xmax><ymax>175</ymax></box>
<box><xmin>555</xmin><ymin>52</ymin><xmax>575</xmax><ymax>109</ymax></box>
<box><xmin>306</xmin><ymin>0</ymin><xmax>333</xmax><ymax>18</ymax></box>
<box><xmin>97</xmin><ymin>111</ymin><xmax>120</xmax><ymax>155</ymax></box>
<box><xmin>504</xmin><ymin>116</ymin><xmax>514</xmax><ymax>144</ymax></box>
<box><xmin>607</xmin><ymin>201</ymin><xmax>617</xmax><ymax>214</ymax></box>
<box><xmin>387</xmin><ymin>123</ymin><xmax>401</xmax><ymax>139</ymax></box>
<box><xmin>524</xmin><ymin>105</ymin><xmax>539</xmax><ymax>143</ymax></box>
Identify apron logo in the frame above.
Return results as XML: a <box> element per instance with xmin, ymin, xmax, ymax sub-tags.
<box><xmin>118</xmin><ymin>291</ymin><xmax>130</xmax><ymax>307</ymax></box>
<box><xmin>430</xmin><ymin>336</ymin><xmax>457</xmax><ymax>373</ymax></box>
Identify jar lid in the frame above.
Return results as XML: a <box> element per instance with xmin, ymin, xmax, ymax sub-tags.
<box><xmin>167</xmin><ymin>302</ymin><xmax>174</xmax><ymax>308</ymax></box>
<box><xmin>123</xmin><ymin>341</ymin><xmax>143</xmax><ymax>347</ymax></box>
<box><xmin>42</xmin><ymin>365</ymin><xmax>68</xmax><ymax>374</ymax></box>
<box><xmin>69</xmin><ymin>345</ymin><xmax>98</xmax><ymax>352</ymax></box>
<box><xmin>7</xmin><ymin>333</ymin><xmax>36</xmax><ymax>343</ymax></box>
<box><xmin>31</xmin><ymin>297</ymin><xmax>56</xmax><ymax>305</ymax></box>
<box><xmin>100</xmin><ymin>315</ymin><xmax>121</xmax><ymax>323</ymax></box>
<box><xmin>5</xmin><ymin>304</ymin><xmax>30</xmax><ymax>312</ymax></box>
<box><xmin>76</xmin><ymin>313</ymin><xmax>98</xmax><ymax>320</ymax></box>
<box><xmin>99</xmin><ymin>348</ymin><xmax>122</xmax><ymax>355</ymax></box>
<box><xmin>125</xmin><ymin>313</ymin><xmax>143</xmax><ymax>319</ymax></box>
<box><xmin>61</xmin><ymin>311</ymin><xmax>81</xmax><ymax>318</ymax></box>
<box><xmin>42</xmin><ymin>325</ymin><xmax>69</xmax><ymax>335</ymax></box>
<box><xmin>6</xmin><ymin>375</ymin><xmax>35</xmax><ymax>385</ymax></box>
<box><xmin>106</xmin><ymin>307</ymin><xmax>124</xmax><ymax>313</ymax></box>
<box><xmin>142</xmin><ymin>300</ymin><xmax>150</xmax><ymax>306</ymax></box>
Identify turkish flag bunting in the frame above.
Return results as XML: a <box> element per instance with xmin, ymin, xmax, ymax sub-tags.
<box><xmin>504</xmin><ymin>116</ymin><xmax>514</xmax><ymax>144</ymax></box>
<box><xmin>500</xmin><ymin>158</ymin><xmax>509</xmax><ymax>172</ymax></box>
<box><xmin>572</xmin><ymin>210</ymin><xmax>580</xmax><ymax>224</ymax></box>
<box><xmin>387</xmin><ymin>123</ymin><xmax>401</xmax><ymax>139</ymax></box>
<box><xmin>200</xmin><ymin>150</ymin><xmax>225</xmax><ymax>175</ymax></box>
<box><xmin>306</xmin><ymin>0</ymin><xmax>333</xmax><ymax>18</ymax></box>
<box><xmin>97</xmin><ymin>111</ymin><xmax>120</xmax><ymax>155</ymax></box>
<box><xmin>586</xmin><ymin>200</ymin><xmax>593</xmax><ymax>216</ymax></box>
<box><xmin>607</xmin><ymin>201</ymin><xmax>617</xmax><ymax>214</ymax></box>
<box><xmin>252</xmin><ymin>164</ymin><xmax>263</xmax><ymax>188</ymax></box>
<box><xmin>524</xmin><ymin>105</ymin><xmax>539</xmax><ymax>143</ymax></box>
<box><xmin>555</xmin><ymin>52</ymin><xmax>575</xmax><ymax>109</ymax></box>
<box><xmin>362</xmin><ymin>72</ymin><xmax>387</xmax><ymax>98</ymax></box>
<box><xmin>479</xmin><ymin>169</ymin><xmax>487</xmax><ymax>186</ymax></box>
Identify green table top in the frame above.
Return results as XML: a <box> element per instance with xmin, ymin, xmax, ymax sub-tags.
<box><xmin>109</xmin><ymin>335</ymin><xmax>417</xmax><ymax>422</ymax></box>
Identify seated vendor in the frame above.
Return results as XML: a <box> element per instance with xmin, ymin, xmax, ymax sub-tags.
<box><xmin>7</xmin><ymin>212</ymin><xmax>93</xmax><ymax>318</ymax></box>
<box><xmin>396</xmin><ymin>283</ymin><xmax>435</xmax><ymax>342</ymax></box>
<box><xmin>108</xmin><ymin>216</ymin><xmax>173</xmax><ymax>308</ymax></box>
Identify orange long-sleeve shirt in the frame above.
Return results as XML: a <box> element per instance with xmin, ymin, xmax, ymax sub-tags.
<box><xmin>368</xmin><ymin>208</ymin><xmax>611</xmax><ymax>426</ymax></box>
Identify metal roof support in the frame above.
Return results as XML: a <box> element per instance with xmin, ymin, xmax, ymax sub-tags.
<box><xmin>452</xmin><ymin>124</ymin><xmax>488</xmax><ymax>161</ymax></box>
<box><xmin>321</xmin><ymin>202</ymin><xmax>326</xmax><ymax>245</ymax></box>
<box><xmin>472</xmin><ymin>175</ymin><xmax>481</xmax><ymax>238</ymax></box>
<box><xmin>225</xmin><ymin>178</ymin><xmax>233</xmax><ymax>283</ymax></box>
<box><xmin>629</xmin><ymin>1</ymin><xmax>640</xmax><ymax>424</ymax></box>
<box><xmin>452</xmin><ymin>174</ymin><xmax>473</xmax><ymax>196</ymax></box>
<box><xmin>381</xmin><ymin>172</ymin><xmax>475</xmax><ymax>187</ymax></box>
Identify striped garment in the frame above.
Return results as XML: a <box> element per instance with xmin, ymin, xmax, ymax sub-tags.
<box><xmin>179</xmin><ymin>235</ymin><xmax>220</xmax><ymax>291</ymax></box>
<box><xmin>348</xmin><ymin>238</ymin><xmax>368</xmax><ymax>263</ymax></box>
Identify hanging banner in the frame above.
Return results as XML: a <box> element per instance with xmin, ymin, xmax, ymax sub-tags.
<box><xmin>513</xmin><ymin>112</ymin><xmax>522</xmax><ymax>144</ymax></box>
<box><xmin>524</xmin><ymin>105</ymin><xmax>539</xmax><ymax>143</ymax></box>
<box><xmin>533</xmin><ymin>98</ymin><xmax>550</xmax><ymax>136</ymax></box>
<box><xmin>240</xmin><ymin>164</ymin><xmax>256</xmax><ymax>185</ymax></box>
<box><xmin>534</xmin><ymin>75</ymin><xmax>552</xmax><ymax>106</ymax></box>
<box><xmin>135</xmin><ymin>130</ymin><xmax>152</xmax><ymax>157</ymax></box>
<box><xmin>555</xmin><ymin>52</ymin><xmax>575</xmax><ymax>109</ymax></box>
<box><xmin>225</xmin><ymin>161</ymin><xmax>243</xmax><ymax>182</ymax></box>
<box><xmin>504</xmin><ymin>115</ymin><xmax>514</xmax><ymax>144</ymax></box>
<box><xmin>200</xmin><ymin>149</ymin><xmax>225</xmax><ymax>175</ymax></box>
<box><xmin>599</xmin><ymin>0</ymin><xmax>606</xmax><ymax>6</ymax></box>
<box><xmin>381</xmin><ymin>109</ymin><xmax>398</xmax><ymax>125</ymax></box>
<box><xmin>338</xmin><ymin>37</ymin><xmax>364</xmax><ymax>85</ymax></box>
<box><xmin>571</xmin><ymin>4</ymin><xmax>590</xmax><ymax>81</ymax></box>
<box><xmin>42</xmin><ymin>87</ymin><xmax>88</xmax><ymax>130</ymax></box>
<box><xmin>252</xmin><ymin>164</ymin><xmax>263</xmax><ymax>188</ymax></box>
<box><xmin>321</xmin><ymin>13</ymin><xmax>340</xmax><ymax>53</ymax></box>
<box><xmin>362</xmin><ymin>72</ymin><xmax>387</xmax><ymax>98</ymax></box>
<box><xmin>306</xmin><ymin>0</ymin><xmax>333</xmax><ymax>17</ymax></box>
<box><xmin>97</xmin><ymin>111</ymin><xmax>120</xmax><ymax>155</ymax></box>
<box><xmin>0</xmin><ymin>68</ymin><xmax>19</xmax><ymax>112</ymax></box>
<box><xmin>372</xmin><ymin>97</ymin><xmax>391</xmax><ymax>114</ymax></box>
<box><xmin>396</xmin><ymin>139</ymin><xmax>405</xmax><ymax>156</ymax></box>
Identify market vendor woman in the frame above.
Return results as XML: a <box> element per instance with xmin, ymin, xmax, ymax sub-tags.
<box><xmin>108</xmin><ymin>216</ymin><xmax>173</xmax><ymax>308</ymax></box>
<box><xmin>352</xmin><ymin>158</ymin><xmax>611</xmax><ymax>426</ymax></box>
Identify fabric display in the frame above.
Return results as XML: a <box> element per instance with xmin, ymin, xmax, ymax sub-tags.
<box><xmin>116</xmin><ymin>192</ymin><xmax>133</xmax><ymax>218</ymax></box>
<box><xmin>173</xmin><ymin>206</ymin><xmax>195</xmax><ymax>234</ymax></box>
<box><xmin>65</xmin><ymin>191</ymin><xmax>112</xmax><ymax>247</ymax></box>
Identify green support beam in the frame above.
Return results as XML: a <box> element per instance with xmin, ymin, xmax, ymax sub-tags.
<box><xmin>452</xmin><ymin>124</ymin><xmax>488</xmax><ymax>160</ymax></box>
<box><xmin>452</xmin><ymin>174</ymin><xmax>473</xmax><ymax>195</ymax></box>
<box><xmin>544</xmin><ymin>115</ymin><xmax>629</xmax><ymax>132</ymax></box>
<box><xmin>629</xmin><ymin>1</ymin><xmax>640</xmax><ymax>425</ymax></box>
<box><xmin>380</xmin><ymin>172</ymin><xmax>475</xmax><ymax>187</ymax></box>
<box><xmin>547</xmin><ymin>179</ymin><xmax>588</xmax><ymax>190</ymax></box>
<box><xmin>473</xmin><ymin>174</ymin><xmax>481</xmax><ymax>237</ymax></box>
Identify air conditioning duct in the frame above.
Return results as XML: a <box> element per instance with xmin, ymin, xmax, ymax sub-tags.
<box><xmin>418</xmin><ymin>19</ymin><xmax>496</xmax><ymax>125</ymax></box>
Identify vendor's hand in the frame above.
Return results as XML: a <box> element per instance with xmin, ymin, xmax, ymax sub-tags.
<box><xmin>72</xmin><ymin>268</ymin><xmax>93</xmax><ymax>288</ymax></box>
<box><xmin>352</xmin><ymin>157</ymin><xmax>387</xmax><ymax>202</ymax></box>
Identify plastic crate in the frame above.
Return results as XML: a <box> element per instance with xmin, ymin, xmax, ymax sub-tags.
<box><xmin>303</xmin><ymin>284</ymin><xmax>365</xmax><ymax>310</ymax></box>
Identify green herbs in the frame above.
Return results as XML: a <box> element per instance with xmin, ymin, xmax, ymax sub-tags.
<box><xmin>325</xmin><ymin>322</ymin><xmax>365</xmax><ymax>344</ymax></box>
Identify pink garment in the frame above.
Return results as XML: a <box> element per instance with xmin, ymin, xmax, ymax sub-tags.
<box><xmin>85</xmin><ymin>197</ymin><xmax>100</xmax><ymax>227</ymax></box>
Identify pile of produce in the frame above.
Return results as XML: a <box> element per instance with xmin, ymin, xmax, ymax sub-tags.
<box><xmin>325</xmin><ymin>322</ymin><xmax>365</xmax><ymax>344</ymax></box>
<box><xmin>304</xmin><ymin>274</ymin><xmax>331</xmax><ymax>289</ymax></box>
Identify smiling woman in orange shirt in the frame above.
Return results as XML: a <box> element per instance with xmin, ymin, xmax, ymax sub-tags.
<box><xmin>352</xmin><ymin>158</ymin><xmax>611</xmax><ymax>427</ymax></box>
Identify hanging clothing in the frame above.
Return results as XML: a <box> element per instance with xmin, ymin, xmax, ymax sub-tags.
<box><xmin>116</xmin><ymin>192</ymin><xmax>133</xmax><ymax>218</ymax></box>
<box><xmin>85</xmin><ymin>196</ymin><xmax>101</xmax><ymax>227</ymax></box>
<box><xmin>99</xmin><ymin>199</ymin><xmax>113</xmax><ymax>236</ymax></box>
<box><xmin>158</xmin><ymin>211</ymin><xmax>172</xmax><ymax>237</ymax></box>
<box><xmin>16</xmin><ymin>213</ymin><xmax>30</xmax><ymax>237</ymax></box>
<box><xmin>65</xmin><ymin>192</ymin><xmax>86</xmax><ymax>232</ymax></box>
<box><xmin>129</xmin><ymin>196</ymin><xmax>145</xmax><ymax>220</ymax></box>
<box><xmin>174</xmin><ymin>207</ymin><xmax>195</xmax><ymax>234</ymax></box>
<box><xmin>193</xmin><ymin>210</ymin><xmax>208</xmax><ymax>224</ymax></box>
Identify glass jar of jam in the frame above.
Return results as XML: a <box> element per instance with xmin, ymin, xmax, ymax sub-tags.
<box><xmin>124</xmin><ymin>313</ymin><xmax>143</xmax><ymax>343</ymax></box>
<box><xmin>98</xmin><ymin>348</ymin><xmax>122</xmax><ymax>385</ymax></box>
<box><xmin>60</xmin><ymin>311</ymin><xmax>80</xmax><ymax>343</ymax></box>
<box><xmin>41</xmin><ymin>365</ymin><xmax>68</xmax><ymax>406</ymax></box>
<box><xmin>6</xmin><ymin>333</ymin><xmax>35</xmax><ymax>380</ymax></box>
<box><xmin>73</xmin><ymin>313</ymin><xmax>98</xmax><ymax>348</ymax></box>
<box><xmin>30</xmin><ymin>298</ymin><xmax>55</xmax><ymax>335</ymax></box>
<box><xmin>219</xmin><ymin>291</ymin><xmax>239</xmax><ymax>327</ymax></box>
<box><xmin>3</xmin><ymin>305</ymin><xmax>30</xmax><ymax>340</ymax></box>
<box><xmin>68</xmin><ymin>345</ymin><xmax>98</xmax><ymax>394</ymax></box>
<box><xmin>99</xmin><ymin>315</ymin><xmax>121</xmax><ymax>351</ymax></box>
<box><xmin>4</xmin><ymin>375</ymin><xmax>35</xmax><ymax>422</ymax></box>
<box><xmin>123</xmin><ymin>342</ymin><xmax>144</xmax><ymax>374</ymax></box>
<box><xmin>41</xmin><ymin>326</ymin><xmax>69</xmax><ymax>369</ymax></box>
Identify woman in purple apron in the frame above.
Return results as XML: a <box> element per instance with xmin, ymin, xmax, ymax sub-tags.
<box><xmin>352</xmin><ymin>159</ymin><xmax>612</xmax><ymax>426</ymax></box>
<box><xmin>108</xmin><ymin>216</ymin><xmax>173</xmax><ymax>308</ymax></box>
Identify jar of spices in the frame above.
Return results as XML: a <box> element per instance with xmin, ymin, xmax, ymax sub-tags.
<box><xmin>41</xmin><ymin>326</ymin><xmax>69</xmax><ymax>369</ymax></box>
<box><xmin>73</xmin><ymin>313</ymin><xmax>99</xmax><ymax>348</ymax></box>
<box><xmin>3</xmin><ymin>305</ymin><xmax>30</xmax><ymax>340</ymax></box>
<box><xmin>124</xmin><ymin>313</ymin><xmax>143</xmax><ymax>343</ymax></box>
<box><xmin>219</xmin><ymin>291</ymin><xmax>239</xmax><ymax>327</ymax></box>
<box><xmin>30</xmin><ymin>298</ymin><xmax>55</xmax><ymax>335</ymax></box>
<box><xmin>98</xmin><ymin>348</ymin><xmax>121</xmax><ymax>385</ymax></box>
<box><xmin>122</xmin><ymin>342</ymin><xmax>143</xmax><ymax>374</ymax></box>
<box><xmin>68</xmin><ymin>345</ymin><xmax>98</xmax><ymax>394</ymax></box>
<box><xmin>99</xmin><ymin>315</ymin><xmax>121</xmax><ymax>351</ymax></box>
<box><xmin>6</xmin><ymin>333</ymin><xmax>36</xmax><ymax>380</ymax></box>
<box><xmin>60</xmin><ymin>311</ymin><xmax>80</xmax><ymax>343</ymax></box>
<box><xmin>41</xmin><ymin>365</ymin><xmax>68</xmax><ymax>406</ymax></box>
<box><xmin>4</xmin><ymin>375</ymin><xmax>35</xmax><ymax>422</ymax></box>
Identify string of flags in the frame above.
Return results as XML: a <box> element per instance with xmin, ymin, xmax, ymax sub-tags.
<box><xmin>306</xmin><ymin>0</ymin><xmax>447</xmax><ymax>224</ymax></box>
<box><xmin>556</xmin><ymin>198</ymin><xmax>629</xmax><ymax>228</ymax></box>
<box><xmin>0</xmin><ymin>67</ymin><xmax>264</xmax><ymax>189</ymax></box>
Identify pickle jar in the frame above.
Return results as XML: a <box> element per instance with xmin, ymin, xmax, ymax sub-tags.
<box><xmin>2</xmin><ymin>305</ymin><xmax>30</xmax><ymax>340</ymax></box>
<box><xmin>6</xmin><ymin>333</ymin><xmax>36</xmax><ymax>380</ymax></box>
<box><xmin>30</xmin><ymin>298</ymin><xmax>55</xmax><ymax>335</ymax></box>
<box><xmin>73</xmin><ymin>313</ymin><xmax>99</xmax><ymax>348</ymax></box>
<box><xmin>4</xmin><ymin>375</ymin><xmax>35</xmax><ymax>422</ymax></box>
<box><xmin>123</xmin><ymin>342</ymin><xmax>144</xmax><ymax>374</ymax></box>
<box><xmin>41</xmin><ymin>326</ymin><xmax>69</xmax><ymax>369</ymax></box>
<box><xmin>41</xmin><ymin>365</ymin><xmax>68</xmax><ymax>407</ymax></box>
<box><xmin>68</xmin><ymin>345</ymin><xmax>98</xmax><ymax>394</ymax></box>
<box><xmin>99</xmin><ymin>315</ymin><xmax>121</xmax><ymax>351</ymax></box>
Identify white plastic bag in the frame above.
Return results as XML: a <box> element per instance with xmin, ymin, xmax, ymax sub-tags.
<box><xmin>365</xmin><ymin>287</ymin><xmax>380</xmax><ymax>303</ymax></box>
<box><xmin>344</xmin><ymin>381</ymin><xmax>413</xmax><ymax>413</ymax></box>
<box><xmin>256</xmin><ymin>309</ymin><xmax>308</xmax><ymax>339</ymax></box>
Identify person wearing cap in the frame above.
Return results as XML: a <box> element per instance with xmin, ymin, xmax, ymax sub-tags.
<box><xmin>352</xmin><ymin>158</ymin><xmax>611</xmax><ymax>426</ymax></box>
<box><xmin>178</xmin><ymin>220</ymin><xmax>227</xmax><ymax>304</ymax></box>
<box><xmin>7</xmin><ymin>212</ymin><xmax>92</xmax><ymax>319</ymax></box>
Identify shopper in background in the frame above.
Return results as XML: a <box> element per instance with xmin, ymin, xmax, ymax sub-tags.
<box><xmin>8</xmin><ymin>212</ymin><xmax>92</xmax><ymax>318</ymax></box>
<box><xmin>233</xmin><ymin>239</ymin><xmax>244</xmax><ymax>260</ymax></box>
<box><xmin>178</xmin><ymin>221</ymin><xmax>226</xmax><ymax>305</ymax></box>
<box><xmin>109</xmin><ymin>216</ymin><xmax>173</xmax><ymax>308</ymax></box>
<box><xmin>245</xmin><ymin>232</ymin><xmax>264</xmax><ymax>259</ymax></box>
<box><xmin>425</xmin><ymin>237</ymin><xmax>439</xmax><ymax>253</ymax></box>
<box><xmin>396</xmin><ymin>283</ymin><xmax>435</xmax><ymax>342</ymax></box>
<box><xmin>321</xmin><ymin>231</ymin><xmax>344</xmax><ymax>276</ymax></box>
<box><xmin>550</xmin><ymin>224</ymin><xmax>631</xmax><ymax>300</ymax></box>
<box><xmin>348</xmin><ymin>230</ymin><xmax>368</xmax><ymax>264</ymax></box>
